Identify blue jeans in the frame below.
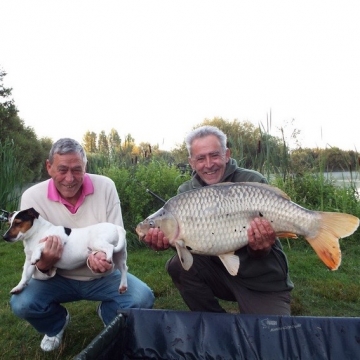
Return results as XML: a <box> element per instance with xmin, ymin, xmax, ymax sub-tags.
<box><xmin>10</xmin><ymin>270</ymin><xmax>154</xmax><ymax>336</ymax></box>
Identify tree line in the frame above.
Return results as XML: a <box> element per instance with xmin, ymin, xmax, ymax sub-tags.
<box><xmin>1</xmin><ymin>68</ymin><xmax>359</xmax><ymax>187</ymax></box>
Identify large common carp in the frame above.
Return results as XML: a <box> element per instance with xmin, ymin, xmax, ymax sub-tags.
<box><xmin>136</xmin><ymin>182</ymin><xmax>359</xmax><ymax>275</ymax></box>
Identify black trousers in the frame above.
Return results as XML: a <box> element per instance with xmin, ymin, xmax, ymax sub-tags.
<box><xmin>166</xmin><ymin>254</ymin><xmax>291</xmax><ymax>315</ymax></box>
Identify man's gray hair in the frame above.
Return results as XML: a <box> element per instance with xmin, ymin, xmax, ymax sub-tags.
<box><xmin>185</xmin><ymin>125</ymin><xmax>227</xmax><ymax>156</ymax></box>
<box><xmin>49</xmin><ymin>138</ymin><xmax>87</xmax><ymax>164</ymax></box>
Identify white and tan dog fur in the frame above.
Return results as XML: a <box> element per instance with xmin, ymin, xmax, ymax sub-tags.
<box><xmin>3</xmin><ymin>207</ymin><xmax>128</xmax><ymax>294</ymax></box>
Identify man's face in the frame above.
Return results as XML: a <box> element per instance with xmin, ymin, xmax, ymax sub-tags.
<box><xmin>46</xmin><ymin>152</ymin><xmax>86</xmax><ymax>201</ymax></box>
<box><xmin>188</xmin><ymin>135</ymin><xmax>230</xmax><ymax>185</ymax></box>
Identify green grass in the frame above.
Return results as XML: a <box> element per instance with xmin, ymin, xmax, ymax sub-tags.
<box><xmin>1</xmin><ymin>235</ymin><xmax>360</xmax><ymax>359</ymax></box>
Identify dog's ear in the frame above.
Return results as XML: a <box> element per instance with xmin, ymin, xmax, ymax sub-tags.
<box><xmin>27</xmin><ymin>208</ymin><xmax>40</xmax><ymax>219</ymax></box>
<box><xmin>7</xmin><ymin>211</ymin><xmax>16</xmax><ymax>222</ymax></box>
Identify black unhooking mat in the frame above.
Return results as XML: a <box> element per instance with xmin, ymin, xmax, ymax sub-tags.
<box><xmin>75</xmin><ymin>309</ymin><xmax>360</xmax><ymax>360</ymax></box>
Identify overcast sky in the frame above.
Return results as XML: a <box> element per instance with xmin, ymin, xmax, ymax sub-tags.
<box><xmin>2</xmin><ymin>1</ymin><xmax>360</xmax><ymax>151</ymax></box>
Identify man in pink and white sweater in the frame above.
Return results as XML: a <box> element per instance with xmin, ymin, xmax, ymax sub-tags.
<box><xmin>10</xmin><ymin>138</ymin><xmax>154</xmax><ymax>352</ymax></box>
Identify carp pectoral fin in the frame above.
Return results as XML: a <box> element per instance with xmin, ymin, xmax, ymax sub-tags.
<box><xmin>276</xmin><ymin>232</ymin><xmax>298</xmax><ymax>239</ymax></box>
<box><xmin>218</xmin><ymin>253</ymin><xmax>239</xmax><ymax>276</ymax></box>
<box><xmin>175</xmin><ymin>240</ymin><xmax>193</xmax><ymax>271</ymax></box>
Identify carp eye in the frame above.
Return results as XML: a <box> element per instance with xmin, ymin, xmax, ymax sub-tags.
<box><xmin>149</xmin><ymin>220</ymin><xmax>155</xmax><ymax>228</ymax></box>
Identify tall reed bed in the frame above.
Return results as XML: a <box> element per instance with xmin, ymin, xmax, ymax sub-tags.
<box><xmin>0</xmin><ymin>139</ymin><xmax>25</xmax><ymax>231</ymax></box>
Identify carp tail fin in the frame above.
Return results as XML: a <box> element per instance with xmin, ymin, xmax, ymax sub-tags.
<box><xmin>306</xmin><ymin>212</ymin><xmax>359</xmax><ymax>270</ymax></box>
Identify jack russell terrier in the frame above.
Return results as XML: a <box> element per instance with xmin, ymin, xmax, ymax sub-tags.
<box><xmin>3</xmin><ymin>207</ymin><xmax>128</xmax><ymax>294</ymax></box>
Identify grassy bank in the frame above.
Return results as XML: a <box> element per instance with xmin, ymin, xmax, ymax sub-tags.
<box><xmin>1</xmin><ymin>235</ymin><xmax>360</xmax><ymax>359</ymax></box>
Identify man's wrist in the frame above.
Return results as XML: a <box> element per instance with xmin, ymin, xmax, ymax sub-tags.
<box><xmin>36</xmin><ymin>265</ymin><xmax>50</xmax><ymax>274</ymax></box>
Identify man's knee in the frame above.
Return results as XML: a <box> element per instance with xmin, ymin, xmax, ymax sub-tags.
<box><xmin>131</xmin><ymin>288</ymin><xmax>155</xmax><ymax>309</ymax></box>
<box><xmin>10</xmin><ymin>294</ymin><xmax>31</xmax><ymax>319</ymax></box>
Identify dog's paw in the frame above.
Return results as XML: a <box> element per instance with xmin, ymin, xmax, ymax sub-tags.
<box><xmin>119</xmin><ymin>285</ymin><xmax>127</xmax><ymax>294</ymax></box>
<box><xmin>10</xmin><ymin>285</ymin><xmax>25</xmax><ymax>294</ymax></box>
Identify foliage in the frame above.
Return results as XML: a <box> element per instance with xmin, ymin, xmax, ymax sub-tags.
<box><xmin>0</xmin><ymin>69</ymin><xmax>50</xmax><ymax>183</ymax></box>
<box><xmin>273</xmin><ymin>173</ymin><xmax>360</xmax><ymax>214</ymax></box>
<box><xmin>82</xmin><ymin>131</ymin><xmax>97</xmax><ymax>153</ymax></box>
<box><xmin>97</xmin><ymin>130</ymin><xmax>109</xmax><ymax>156</ymax></box>
<box><xmin>0</xmin><ymin>69</ymin><xmax>18</xmax><ymax>124</ymax></box>
<box><xmin>0</xmin><ymin>139</ymin><xmax>24</xmax><ymax>219</ymax></box>
<box><xmin>70</xmin><ymin>121</ymin><xmax>360</xmax><ymax>183</ymax></box>
<box><xmin>100</xmin><ymin>160</ymin><xmax>190</xmax><ymax>247</ymax></box>
<box><xmin>38</xmin><ymin>137</ymin><xmax>54</xmax><ymax>180</ymax></box>
<box><xmin>86</xmin><ymin>152</ymin><xmax>111</xmax><ymax>173</ymax></box>
<box><xmin>291</xmin><ymin>147</ymin><xmax>359</xmax><ymax>174</ymax></box>
<box><xmin>171</xmin><ymin>141</ymin><xmax>188</xmax><ymax>164</ymax></box>
<box><xmin>108</xmin><ymin>128</ymin><xmax>122</xmax><ymax>160</ymax></box>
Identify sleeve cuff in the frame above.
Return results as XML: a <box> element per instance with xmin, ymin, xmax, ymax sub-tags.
<box><xmin>33</xmin><ymin>265</ymin><xmax>56</xmax><ymax>279</ymax></box>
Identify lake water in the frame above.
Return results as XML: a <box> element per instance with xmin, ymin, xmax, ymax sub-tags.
<box><xmin>323</xmin><ymin>171</ymin><xmax>360</xmax><ymax>194</ymax></box>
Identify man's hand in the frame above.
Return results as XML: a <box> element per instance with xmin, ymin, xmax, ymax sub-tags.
<box><xmin>87</xmin><ymin>251</ymin><xmax>113</xmax><ymax>273</ymax></box>
<box><xmin>142</xmin><ymin>227</ymin><xmax>170</xmax><ymax>251</ymax></box>
<box><xmin>247</xmin><ymin>217</ymin><xmax>276</xmax><ymax>255</ymax></box>
<box><xmin>36</xmin><ymin>235</ymin><xmax>63</xmax><ymax>272</ymax></box>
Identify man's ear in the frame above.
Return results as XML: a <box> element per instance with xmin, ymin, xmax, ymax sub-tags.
<box><xmin>188</xmin><ymin>157</ymin><xmax>195</xmax><ymax>170</ymax></box>
<box><xmin>45</xmin><ymin>159</ymin><xmax>52</xmax><ymax>174</ymax></box>
<box><xmin>225</xmin><ymin>148</ymin><xmax>231</xmax><ymax>162</ymax></box>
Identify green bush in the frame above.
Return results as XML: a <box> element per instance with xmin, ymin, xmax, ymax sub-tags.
<box><xmin>273</xmin><ymin>173</ymin><xmax>360</xmax><ymax>215</ymax></box>
<box><xmin>101</xmin><ymin>160</ymin><xmax>190</xmax><ymax>247</ymax></box>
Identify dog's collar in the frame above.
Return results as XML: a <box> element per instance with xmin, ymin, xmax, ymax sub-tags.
<box><xmin>64</xmin><ymin>227</ymin><xmax>72</xmax><ymax>236</ymax></box>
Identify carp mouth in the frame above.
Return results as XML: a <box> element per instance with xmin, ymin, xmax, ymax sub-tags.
<box><xmin>135</xmin><ymin>227</ymin><xmax>146</xmax><ymax>241</ymax></box>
